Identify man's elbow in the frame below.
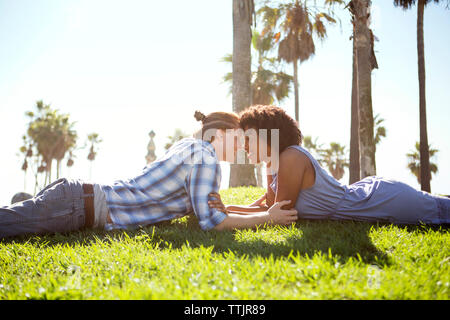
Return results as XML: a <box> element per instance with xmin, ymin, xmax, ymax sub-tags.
<box><xmin>213</xmin><ymin>221</ymin><xmax>226</xmax><ymax>231</ymax></box>
<box><xmin>213</xmin><ymin>217</ymin><xmax>230</xmax><ymax>231</ymax></box>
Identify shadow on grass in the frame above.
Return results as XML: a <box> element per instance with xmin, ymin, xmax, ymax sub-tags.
<box><xmin>2</xmin><ymin>214</ymin><xmax>448</xmax><ymax>267</ymax></box>
<box><xmin>151</xmin><ymin>217</ymin><xmax>396</xmax><ymax>266</ymax></box>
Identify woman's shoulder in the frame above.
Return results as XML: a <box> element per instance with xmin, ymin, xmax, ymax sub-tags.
<box><xmin>273</xmin><ymin>147</ymin><xmax>310</xmax><ymax>179</ymax></box>
<box><xmin>280</xmin><ymin>145</ymin><xmax>311</xmax><ymax>165</ymax></box>
<box><xmin>278</xmin><ymin>145</ymin><xmax>316</xmax><ymax>178</ymax></box>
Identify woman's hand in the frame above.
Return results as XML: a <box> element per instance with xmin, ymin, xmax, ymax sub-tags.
<box><xmin>208</xmin><ymin>192</ymin><xmax>267</xmax><ymax>215</ymax></box>
<box><xmin>249</xmin><ymin>193</ymin><xmax>267</xmax><ymax>207</ymax></box>
<box><xmin>267</xmin><ymin>200</ymin><xmax>298</xmax><ymax>226</ymax></box>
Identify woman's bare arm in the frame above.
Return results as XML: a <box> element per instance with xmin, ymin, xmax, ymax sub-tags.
<box><xmin>214</xmin><ymin>200</ymin><xmax>297</xmax><ymax>231</ymax></box>
<box><xmin>227</xmin><ymin>193</ymin><xmax>268</xmax><ymax>214</ymax></box>
<box><xmin>266</xmin><ymin>175</ymin><xmax>275</xmax><ymax>208</ymax></box>
<box><xmin>209</xmin><ymin>149</ymin><xmax>307</xmax><ymax>220</ymax></box>
<box><xmin>249</xmin><ymin>192</ymin><xmax>267</xmax><ymax>207</ymax></box>
<box><xmin>209</xmin><ymin>147</ymin><xmax>308</xmax><ymax>216</ymax></box>
<box><xmin>208</xmin><ymin>192</ymin><xmax>267</xmax><ymax>215</ymax></box>
<box><xmin>274</xmin><ymin>148</ymin><xmax>306</xmax><ymax>209</ymax></box>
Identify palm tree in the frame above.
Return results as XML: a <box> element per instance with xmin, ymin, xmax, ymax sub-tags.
<box><xmin>54</xmin><ymin>116</ymin><xmax>77</xmax><ymax>180</ymax></box>
<box><xmin>349</xmin><ymin>10</ymin><xmax>360</xmax><ymax>184</ymax></box>
<box><xmin>407</xmin><ymin>142</ymin><xmax>438</xmax><ymax>185</ymax></box>
<box><xmin>302</xmin><ymin>136</ymin><xmax>349</xmax><ymax>180</ymax></box>
<box><xmin>347</xmin><ymin>0</ymin><xmax>378</xmax><ymax>180</ymax></box>
<box><xmin>165</xmin><ymin>128</ymin><xmax>189</xmax><ymax>151</ymax></box>
<box><xmin>222</xmin><ymin>32</ymin><xmax>293</xmax><ymax>106</ymax></box>
<box><xmin>66</xmin><ymin>150</ymin><xmax>75</xmax><ymax>168</ymax></box>
<box><xmin>87</xmin><ymin>133</ymin><xmax>102</xmax><ymax>180</ymax></box>
<box><xmin>19</xmin><ymin>135</ymin><xmax>42</xmax><ymax>194</ymax></box>
<box><xmin>373</xmin><ymin>113</ymin><xmax>386</xmax><ymax>149</ymax></box>
<box><xmin>319</xmin><ymin>142</ymin><xmax>349</xmax><ymax>180</ymax></box>
<box><xmin>252</xmin><ymin>31</ymin><xmax>293</xmax><ymax>105</ymax></box>
<box><xmin>223</xmin><ymin>29</ymin><xmax>293</xmax><ymax>187</ymax></box>
<box><xmin>393</xmin><ymin>0</ymin><xmax>449</xmax><ymax>192</ymax></box>
<box><xmin>19</xmin><ymin>135</ymin><xmax>33</xmax><ymax>190</ymax></box>
<box><xmin>25</xmin><ymin>100</ymin><xmax>77</xmax><ymax>186</ymax></box>
<box><xmin>230</xmin><ymin>0</ymin><xmax>257</xmax><ymax>187</ymax></box>
<box><xmin>302</xmin><ymin>135</ymin><xmax>323</xmax><ymax>160</ymax></box>
<box><xmin>278</xmin><ymin>1</ymin><xmax>314</xmax><ymax>124</ymax></box>
<box><xmin>258</xmin><ymin>0</ymin><xmax>342</xmax><ymax>124</ymax></box>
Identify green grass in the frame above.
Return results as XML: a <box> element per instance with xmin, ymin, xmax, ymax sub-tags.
<box><xmin>0</xmin><ymin>186</ymin><xmax>449</xmax><ymax>299</ymax></box>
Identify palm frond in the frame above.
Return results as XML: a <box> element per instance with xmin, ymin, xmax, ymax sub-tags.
<box><xmin>220</xmin><ymin>54</ymin><xmax>232</xmax><ymax>63</ymax></box>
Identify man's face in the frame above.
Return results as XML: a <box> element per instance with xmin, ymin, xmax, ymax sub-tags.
<box><xmin>244</xmin><ymin>126</ymin><xmax>271</xmax><ymax>164</ymax></box>
<box><xmin>220</xmin><ymin>128</ymin><xmax>244</xmax><ymax>162</ymax></box>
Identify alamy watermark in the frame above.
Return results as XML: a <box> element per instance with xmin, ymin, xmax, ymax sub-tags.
<box><xmin>170</xmin><ymin>128</ymin><xmax>280</xmax><ymax>173</ymax></box>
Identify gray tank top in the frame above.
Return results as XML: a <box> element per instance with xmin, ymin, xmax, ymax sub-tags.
<box><xmin>270</xmin><ymin>145</ymin><xmax>442</xmax><ymax>224</ymax></box>
<box><xmin>270</xmin><ymin>145</ymin><xmax>346</xmax><ymax>219</ymax></box>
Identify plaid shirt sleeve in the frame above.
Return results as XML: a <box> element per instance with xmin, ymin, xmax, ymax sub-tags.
<box><xmin>187</xmin><ymin>159</ymin><xmax>228</xmax><ymax>231</ymax></box>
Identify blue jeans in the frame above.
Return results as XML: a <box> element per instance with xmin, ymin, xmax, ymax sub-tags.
<box><xmin>0</xmin><ymin>178</ymin><xmax>90</xmax><ymax>239</ymax></box>
<box><xmin>435</xmin><ymin>195</ymin><xmax>450</xmax><ymax>224</ymax></box>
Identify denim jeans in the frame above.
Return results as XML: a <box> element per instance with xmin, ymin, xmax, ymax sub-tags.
<box><xmin>0</xmin><ymin>178</ymin><xmax>90</xmax><ymax>239</ymax></box>
<box><xmin>435</xmin><ymin>195</ymin><xmax>450</xmax><ymax>224</ymax></box>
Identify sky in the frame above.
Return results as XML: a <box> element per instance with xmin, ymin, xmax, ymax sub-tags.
<box><xmin>0</xmin><ymin>0</ymin><xmax>449</xmax><ymax>205</ymax></box>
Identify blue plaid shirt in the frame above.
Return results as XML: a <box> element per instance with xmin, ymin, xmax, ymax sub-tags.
<box><xmin>101</xmin><ymin>138</ymin><xmax>227</xmax><ymax>231</ymax></box>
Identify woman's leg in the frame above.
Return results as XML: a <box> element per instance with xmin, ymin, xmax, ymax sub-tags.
<box><xmin>0</xmin><ymin>178</ymin><xmax>86</xmax><ymax>239</ymax></box>
<box><xmin>433</xmin><ymin>195</ymin><xmax>450</xmax><ymax>224</ymax></box>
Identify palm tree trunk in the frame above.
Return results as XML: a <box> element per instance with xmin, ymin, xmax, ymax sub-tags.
<box><xmin>417</xmin><ymin>0</ymin><xmax>431</xmax><ymax>192</ymax></box>
<box><xmin>349</xmin><ymin>31</ymin><xmax>361</xmax><ymax>184</ymax></box>
<box><xmin>44</xmin><ymin>167</ymin><xmax>48</xmax><ymax>186</ymax></box>
<box><xmin>34</xmin><ymin>158</ymin><xmax>39</xmax><ymax>195</ymax></box>
<box><xmin>230</xmin><ymin>0</ymin><xmax>257</xmax><ymax>187</ymax></box>
<box><xmin>293</xmin><ymin>59</ymin><xmax>299</xmax><ymax>124</ymax></box>
<box><xmin>56</xmin><ymin>159</ymin><xmax>60</xmax><ymax>179</ymax></box>
<box><xmin>353</xmin><ymin>0</ymin><xmax>376</xmax><ymax>178</ymax></box>
<box><xmin>256</xmin><ymin>163</ymin><xmax>263</xmax><ymax>187</ymax></box>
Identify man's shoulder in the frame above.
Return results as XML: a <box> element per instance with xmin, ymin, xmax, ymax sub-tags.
<box><xmin>168</xmin><ymin>138</ymin><xmax>217</xmax><ymax>166</ymax></box>
<box><xmin>173</xmin><ymin>137</ymin><xmax>206</xmax><ymax>151</ymax></box>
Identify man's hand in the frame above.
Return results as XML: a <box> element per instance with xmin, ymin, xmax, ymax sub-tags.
<box><xmin>208</xmin><ymin>192</ymin><xmax>228</xmax><ymax>214</ymax></box>
<box><xmin>213</xmin><ymin>199</ymin><xmax>299</xmax><ymax>231</ymax></box>
<box><xmin>267</xmin><ymin>200</ymin><xmax>298</xmax><ymax>226</ymax></box>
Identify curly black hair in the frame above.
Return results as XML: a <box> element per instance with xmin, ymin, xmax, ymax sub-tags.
<box><xmin>239</xmin><ymin>105</ymin><xmax>302</xmax><ymax>154</ymax></box>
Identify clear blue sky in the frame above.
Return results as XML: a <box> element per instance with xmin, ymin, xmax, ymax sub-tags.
<box><xmin>0</xmin><ymin>0</ymin><xmax>449</xmax><ymax>205</ymax></box>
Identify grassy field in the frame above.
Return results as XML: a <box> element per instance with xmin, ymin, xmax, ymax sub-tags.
<box><xmin>0</xmin><ymin>186</ymin><xmax>449</xmax><ymax>300</ymax></box>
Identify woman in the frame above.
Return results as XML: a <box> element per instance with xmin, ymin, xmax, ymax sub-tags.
<box><xmin>209</xmin><ymin>105</ymin><xmax>449</xmax><ymax>225</ymax></box>
<box><xmin>0</xmin><ymin>110</ymin><xmax>297</xmax><ymax>239</ymax></box>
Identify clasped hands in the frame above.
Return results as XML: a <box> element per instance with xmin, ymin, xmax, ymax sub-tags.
<box><xmin>208</xmin><ymin>192</ymin><xmax>298</xmax><ymax>226</ymax></box>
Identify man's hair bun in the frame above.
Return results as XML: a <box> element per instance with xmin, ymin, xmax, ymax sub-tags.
<box><xmin>194</xmin><ymin>110</ymin><xmax>206</xmax><ymax>123</ymax></box>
